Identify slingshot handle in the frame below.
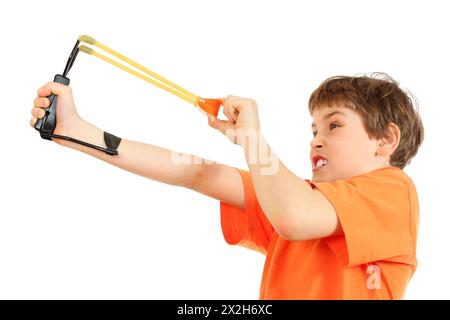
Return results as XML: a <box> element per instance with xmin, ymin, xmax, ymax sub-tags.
<box><xmin>34</xmin><ymin>74</ymin><xmax>70</xmax><ymax>140</ymax></box>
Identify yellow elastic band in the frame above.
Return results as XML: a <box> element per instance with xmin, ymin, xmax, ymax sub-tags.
<box><xmin>78</xmin><ymin>35</ymin><xmax>198</xmax><ymax>105</ymax></box>
<box><xmin>79</xmin><ymin>45</ymin><xmax>196</xmax><ymax>105</ymax></box>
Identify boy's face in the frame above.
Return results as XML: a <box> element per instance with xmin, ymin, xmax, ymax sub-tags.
<box><xmin>310</xmin><ymin>105</ymin><xmax>387</xmax><ymax>183</ymax></box>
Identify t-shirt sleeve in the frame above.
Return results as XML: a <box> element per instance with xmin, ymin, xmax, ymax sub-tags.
<box><xmin>307</xmin><ymin>169</ymin><xmax>418</xmax><ymax>267</ymax></box>
<box><xmin>220</xmin><ymin>168</ymin><xmax>275</xmax><ymax>255</ymax></box>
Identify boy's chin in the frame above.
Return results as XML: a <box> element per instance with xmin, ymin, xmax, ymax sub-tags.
<box><xmin>311</xmin><ymin>171</ymin><xmax>333</xmax><ymax>183</ymax></box>
<box><xmin>311</xmin><ymin>175</ymin><xmax>325</xmax><ymax>183</ymax></box>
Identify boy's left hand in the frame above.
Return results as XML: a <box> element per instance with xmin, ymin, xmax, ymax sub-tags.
<box><xmin>207</xmin><ymin>95</ymin><xmax>261</xmax><ymax>145</ymax></box>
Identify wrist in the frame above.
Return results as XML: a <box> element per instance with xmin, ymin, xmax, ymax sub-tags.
<box><xmin>57</xmin><ymin>120</ymin><xmax>104</xmax><ymax>150</ymax></box>
<box><xmin>243</xmin><ymin>132</ymin><xmax>280</xmax><ymax>176</ymax></box>
<box><xmin>242</xmin><ymin>129</ymin><xmax>265</xmax><ymax>160</ymax></box>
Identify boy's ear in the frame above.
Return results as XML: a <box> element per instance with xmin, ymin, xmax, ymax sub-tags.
<box><xmin>376</xmin><ymin>123</ymin><xmax>401</xmax><ymax>157</ymax></box>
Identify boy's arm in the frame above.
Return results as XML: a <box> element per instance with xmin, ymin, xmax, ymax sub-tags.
<box><xmin>207</xmin><ymin>96</ymin><xmax>342</xmax><ymax>241</ymax></box>
<box><xmin>244</xmin><ymin>134</ymin><xmax>342</xmax><ymax>241</ymax></box>
<box><xmin>58</xmin><ymin>120</ymin><xmax>245</xmax><ymax>209</ymax></box>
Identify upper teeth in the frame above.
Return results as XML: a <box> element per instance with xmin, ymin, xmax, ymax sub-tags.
<box><xmin>316</xmin><ymin>159</ymin><xmax>328</xmax><ymax>168</ymax></box>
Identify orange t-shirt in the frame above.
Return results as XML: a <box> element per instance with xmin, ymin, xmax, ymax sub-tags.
<box><xmin>220</xmin><ymin>167</ymin><xmax>419</xmax><ymax>299</ymax></box>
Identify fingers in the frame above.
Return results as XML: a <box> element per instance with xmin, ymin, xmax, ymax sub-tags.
<box><xmin>218</xmin><ymin>97</ymin><xmax>233</xmax><ymax>119</ymax></box>
<box><xmin>29</xmin><ymin>117</ymin><xmax>37</xmax><ymax>128</ymax></box>
<box><xmin>218</xmin><ymin>95</ymin><xmax>235</xmax><ymax>108</ymax></box>
<box><xmin>31</xmin><ymin>96</ymin><xmax>50</xmax><ymax>123</ymax></box>
<box><xmin>31</xmin><ymin>81</ymin><xmax>66</xmax><ymax>130</ymax></box>
<box><xmin>207</xmin><ymin>114</ymin><xmax>242</xmax><ymax>145</ymax></box>
<box><xmin>31</xmin><ymin>107</ymin><xmax>46</xmax><ymax>119</ymax></box>
<box><xmin>214</xmin><ymin>95</ymin><xmax>253</xmax><ymax>125</ymax></box>
<box><xmin>219</xmin><ymin>95</ymin><xmax>238</xmax><ymax>122</ymax></box>
<box><xmin>221</xmin><ymin>95</ymin><xmax>256</xmax><ymax>114</ymax></box>
<box><xmin>207</xmin><ymin>113</ymin><xmax>234</xmax><ymax>135</ymax></box>
<box><xmin>33</xmin><ymin>97</ymin><xmax>50</xmax><ymax>109</ymax></box>
<box><xmin>37</xmin><ymin>81</ymin><xmax>71</xmax><ymax>98</ymax></box>
<box><xmin>223</xmin><ymin>107</ymin><xmax>237</xmax><ymax>123</ymax></box>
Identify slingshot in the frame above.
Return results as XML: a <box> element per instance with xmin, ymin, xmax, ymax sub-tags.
<box><xmin>35</xmin><ymin>35</ymin><xmax>222</xmax><ymax>155</ymax></box>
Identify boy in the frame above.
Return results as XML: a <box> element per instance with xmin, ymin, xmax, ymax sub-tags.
<box><xmin>30</xmin><ymin>73</ymin><xmax>423</xmax><ymax>299</ymax></box>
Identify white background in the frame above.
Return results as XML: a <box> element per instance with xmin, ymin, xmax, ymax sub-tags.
<box><xmin>1</xmin><ymin>0</ymin><xmax>449</xmax><ymax>299</ymax></box>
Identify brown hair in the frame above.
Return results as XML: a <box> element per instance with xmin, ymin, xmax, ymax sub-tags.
<box><xmin>308</xmin><ymin>73</ymin><xmax>424</xmax><ymax>169</ymax></box>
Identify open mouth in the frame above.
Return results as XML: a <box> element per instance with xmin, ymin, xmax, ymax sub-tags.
<box><xmin>313</xmin><ymin>156</ymin><xmax>328</xmax><ymax>171</ymax></box>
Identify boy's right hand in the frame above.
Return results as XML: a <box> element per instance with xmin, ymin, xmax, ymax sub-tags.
<box><xmin>30</xmin><ymin>82</ymin><xmax>84</xmax><ymax>145</ymax></box>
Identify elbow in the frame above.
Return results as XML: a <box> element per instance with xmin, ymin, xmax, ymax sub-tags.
<box><xmin>185</xmin><ymin>162</ymin><xmax>210</xmax><ymax>191</ymax></box>
<box><xmin>182</xmin><ymin>165</ymin><xmax>201</xmax><ymax>190</ymax></box>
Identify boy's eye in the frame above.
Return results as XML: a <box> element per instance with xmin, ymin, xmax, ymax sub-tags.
<box><xmin>312</xmin><ymin>123</ymin><xmax>340</xmax><ymax>137</ymax></box>
<box><xmin>330</xmin><ymin>123</ymin><xmax>340</xmax><ymax>130</ymax></box>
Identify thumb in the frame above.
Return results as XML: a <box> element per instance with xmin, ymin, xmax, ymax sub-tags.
<box><xmin>207</xmin><ymin>113</ymin><xmax>230</xmax><ymax>135</ymax></box>
<box><xmin>207</xmin><ymin>113</ymin><xmax>217</xmax><ymax>128</ymax></box>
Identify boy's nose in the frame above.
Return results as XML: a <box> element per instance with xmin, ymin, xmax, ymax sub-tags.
<box><xmin>312</xmin><ymin>144</ymin><xmax>323</xmax><ymax>150</ymax></box>
<box><xmin>310</xmin><ymin>137</ymin><xmax>324</xmax><ymax>149</ymax></box>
